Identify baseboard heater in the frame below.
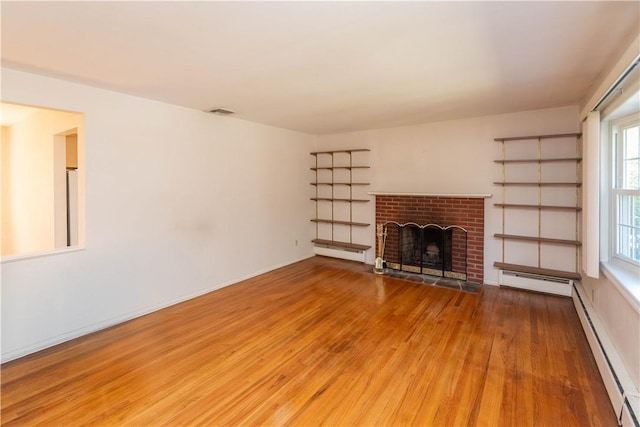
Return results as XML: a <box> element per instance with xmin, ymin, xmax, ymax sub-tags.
<box><xmin>573</xmin><ymin>282</ymin><xmax>639</xmax><ymax>427</ymax></box>
<box><xmin>500</xmin><ymin>270</ymin><xmax>573</xmax><ymax>296</ymax></box>
<box><xmin>313</xmin><ymin>245</ymin><xmax>366</xmax><ymax>263</ymax></box>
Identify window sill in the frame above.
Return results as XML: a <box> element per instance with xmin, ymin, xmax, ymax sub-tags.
<box><xmin>1</xmin><ymin>246</ymin><xmax>85</xmax><ymax>264</ymax></box>
<box><xmin>601</xmin><ymin>261</ymin><xmax>640</xmax><ymax>312</ymax></box>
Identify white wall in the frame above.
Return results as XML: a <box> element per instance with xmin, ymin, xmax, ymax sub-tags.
<box><xmin>316</xmin><ymin>105</ymin><xmax>580</xmax><ymax>284</ymax></box>
<box><xmin>582</xmin><ymin>274</ymin><xmax>640</xmax><ymax>392</ymax></box>
<box><xmin>1</xmin><ymin>126</ymin><xmax>11</xmax><ymax>254</ymax></box>
<box><xmin>1</xmin><ymin>68</ymin><xmax>316</xmax><ymax>361</ymax></box>
<box><xmin>1</xmin><ymin>108</ymin><xmax>83</xmax><ymax>256</ymax></box>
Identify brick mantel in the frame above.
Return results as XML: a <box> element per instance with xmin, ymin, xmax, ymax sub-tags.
<box><xmin>375</xmin><ymin>195</ymin><xmax>486</xmax><ymax>284</ymax></box>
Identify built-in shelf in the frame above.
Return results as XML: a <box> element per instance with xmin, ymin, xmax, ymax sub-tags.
<box><xmin>494</xmin><ymin>132</ymin><xmax>582</xmax><ymax>142</ymax></box>
<box><xmin>494</xmin><ymin>132</ymin><xmax>582</xmax><ymax>289</ymax></box>
<box><xmin>494</xmin><ymin>203</ymin><xmax>582</xmax><ymax>212</ymax></box>
<box><xmin>311</xmin><ymin>149</ymin><xmax>370</xmax><ymax>155</ymax></box>
<box><xmin>494</xmin><ymin>233</ymin><xmax>582</xmax><ymax>246</ymax></box>
<box><xmin>494</xmin><ymin>157</ymin><xmax>582</xmax><ymax>164</ymax></box>
<box><xmin>311</xmin><ymin>182</ymin><xmax>370</xmax><ymax>186</ymax></box>
<box><xmin>494</xmin><ymin>182</ymin><xmax>582</xmax><ymax>187</ymax></box>
<box><xmin>311</xmin><ymin>149</ymin><xmax>371</xmax><ymax>254</ymax></box>
<box><xmin>310</xmin><ymin>166</ymin><xmax>370</xmax><ymax>171</ymax></box>
<box><xmin>494</xmin><ymin>262</ymin><xmax>581</xmax><ymax>281</ymax></box>
<box><xmin>311</xmin><ymin>219</ymin><xmax>370</xmax><ymax>227</ymax></box>
<box><xmin>312</xmin><ymin>239</ymin><xmax>371</xmax><ymax>251</ymax></box>
<box><xmin>311</xmin><ymin>198</ymin><xmax>370</xmax><ymax>203</ymax></box>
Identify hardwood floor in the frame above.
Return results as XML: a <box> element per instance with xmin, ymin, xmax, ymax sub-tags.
<box><xmin>2</xmin><ymin>256</ymin><xmax>616</xmax><ymax>426</ymax></box>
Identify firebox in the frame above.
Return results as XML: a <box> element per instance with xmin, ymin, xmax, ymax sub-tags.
<box><xmin>382</xmin><ymin>222</ymin><xmax>468</xmax><ymax>280</ymax></box>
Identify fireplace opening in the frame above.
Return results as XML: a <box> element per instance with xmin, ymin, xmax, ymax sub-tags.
<box><xmin>382</xmin><ymin>222</ymin><xmax>467</xmax><ymax>280</ymax></box>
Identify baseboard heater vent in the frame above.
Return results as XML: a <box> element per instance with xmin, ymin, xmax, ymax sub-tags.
<box><xmin>500</xmin><ymin>270</ymin><xmax>573</xmax><ymax>296</ymax></box>
<box><xmin>573</xmin><ymin>282</ymin><xmax>639</xmax><ymax>427</ymax></box>
<box><xmin>313</xmin><ymin>245</ymin><xmax>366</xmax><ymax>263</ymax></box>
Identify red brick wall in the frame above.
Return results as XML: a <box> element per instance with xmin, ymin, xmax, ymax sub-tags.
<box><xmin>375</xmin><ymin>195</ymin><xmax>485</xmax><ymax>284</ymax></box>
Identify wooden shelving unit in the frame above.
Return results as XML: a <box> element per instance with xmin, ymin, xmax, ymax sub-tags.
<box><xmin>494</xmin><ymin>203</ymin><xmax>582</xmax><ymax>212</ymax></box>
<box><xmin>311</xmin><ymin>182</ymin><xmax>370</xmax><ymax>186</ymax></box>
<box><xmin>310</xmin><ymin>149</ymin><xmax>371</xmax><ymax>252</ymax></box>
<box><xmin>493</xmin><ymin>182</ymin><xmax>582</xmax><ymax>187</ymax></box>
<box><xmin>494</xmin><ymin>157</ymin><xmax>582</xmax><ymax>164</ymax></box>
<box><xmin>310</xmin><ymin>219</ymin><xmax>370</xmax><ymax>227</ymax></box>
<box><xmin>494</xmin><ymin>233</ymin><xmax>581</xmax><ymax>246</ymax></box>
<box><xmin>310</xmin><ymin>239</ymin><xmax>371</xmax><ymax>251</ymax></box>
<box><xmin>494</xmin><ymin>132</ymin><xmax>582</xmax><ymax>280</ymax></box>
<box><xmin>311</xmin><ymin>198</ymin><xmax>369</xmax><ymax>202</ymax></box>
<box><xmin>493</xmin><ymin>262</ymin><xmax>581</xmax><ymax>281</ymax></box>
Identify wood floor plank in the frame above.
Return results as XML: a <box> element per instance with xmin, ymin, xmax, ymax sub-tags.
<box><xmin>1</xmin><ymin>256</ymin><xmax>616</xmax><ymax>426</ymax></box>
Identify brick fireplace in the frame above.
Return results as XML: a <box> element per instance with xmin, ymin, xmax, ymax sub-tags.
<box><xmin>374</xmin><ymin>194</ymin><xmax>486</xmax><ymax>284</ymax></box>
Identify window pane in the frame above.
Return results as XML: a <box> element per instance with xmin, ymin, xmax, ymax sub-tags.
<box><xmin>623</xmin><ymin>126</ymin><xmax>640</xmax><ymax>190</ymax></box>
<box><xmin>624</xmin><ymin>159</ymin><xmax>639</xmax><ymax>189</ymax></box>
<box><xmin>618</xmin><ymin>225</ymin><xmax>631</xmax><ymax>258</ymax></box>
<box><xmin>617</xmin><ymin>194</ymin><xmax>640</xmax><ymax>262</ymax></box>
<box><xmin>624</xmin><ymin>126</ymin><xmax>639</xmax><ymax>158</ymax></box>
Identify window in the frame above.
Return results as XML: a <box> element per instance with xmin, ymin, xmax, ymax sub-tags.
<box><xmin>612</xmin><ymin>115</ymin><xmax>640</xmax><ymax>265</ymax></box>
<box><xmin>597</xmin><ymin>71</ymin><xmax>640</xmax><ymax>304</ymax></box>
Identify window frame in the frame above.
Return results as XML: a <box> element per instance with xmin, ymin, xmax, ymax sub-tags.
<box><xmin>610</xmin><ymin>114</ymin><xmax>640</xmax><ymax>269</ymax></box>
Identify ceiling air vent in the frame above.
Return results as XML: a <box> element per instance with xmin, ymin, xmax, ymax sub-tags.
<box><xmin>207</xmin><ymin>107</ymin><xmax>235</xmax><ymax>115</ymax></box>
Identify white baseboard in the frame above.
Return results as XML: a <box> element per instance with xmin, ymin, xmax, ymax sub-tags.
<box><xmin>573</xmin><ymin>282</ymin><xmax>639</xmax><ymax>427</ymax></box>
<box><xmin>1</xmin><ymin>254</ymin><xmax>314</xmax><ymax>363</ymax></box>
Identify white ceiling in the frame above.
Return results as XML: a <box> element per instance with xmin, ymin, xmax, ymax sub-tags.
<box><xmin>1</xmin><ymin>1</ymin><xmax>638</xmax><ymax>135</ymax></box>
